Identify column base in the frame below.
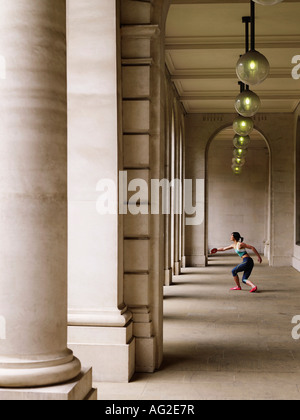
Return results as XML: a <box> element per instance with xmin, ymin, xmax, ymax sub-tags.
<box><xmin>174</xmin><ymin>261</ymin><xmax>181</xmax><ymax>276</ymax></box>
<box><xmin>0</xmin><ymin>350</ymin><xmax>81</xmax><ymax>388</ymax></box>
<box><xmin>135</xmin><ymin>337</ymin><xmax>156</xmax><ymax>373</ymax></box>
<box><xmin>68</xmin><ymin>324</ymin><xmax>135</xmax><ymax>383</ymax></box>
<box><xmin>293</xmin><ymin>256</ymin><xmax>300</xmax><ymax>272</ymax></box>
<box><xmin>164</xmin><ymin>268</ymin><xmax>172</xmax><ymax>286</ymax></box>
<box><xmin>270</xmin><ymin>255</ymin><xmax>292</xmax><ymax>267</ymax></box>
<box><xmin>130</xmin><ymin>307</ymin><xmax>157</xmax><ymax>373</ymax></box>
<box><xmin>181</xmin><ymin>256</ymin><xmax>186</xmax><ymax>268</ymax></box>
<box><xmin>0</xmin><ymin>367</ymin><xmax>96</xmax><ymax>400</ymax></box>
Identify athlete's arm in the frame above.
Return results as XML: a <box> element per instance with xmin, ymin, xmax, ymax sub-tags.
<box><xmin>243</xmin><ymin>243</ymin><xmax>262</xmax><ymax>264</ymax></box>
<box><xmin>217</xmin><ymin>245</ymin><xmax>234</xmax><ymax>252</ymax></box>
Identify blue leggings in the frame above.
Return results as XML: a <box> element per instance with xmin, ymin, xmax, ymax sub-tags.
<box><xmin>232</xmin><ymin>257</ymin><xmax>254</xmax><ymax>284</ymax></box>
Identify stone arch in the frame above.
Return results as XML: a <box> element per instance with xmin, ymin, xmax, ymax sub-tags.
<box><xmin>205</xmin><ymin>121</ymin><xmax>272</xmax><ymax>264</ymax></box>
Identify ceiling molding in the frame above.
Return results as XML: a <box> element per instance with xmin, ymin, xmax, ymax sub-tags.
<box><xmin>182</xmin><ymin>102</ymin><xmax>299</xmax><ymax>114</ymax></box>
<box><xmin>179</xmin><ymin>91</ymin><xmax>300</xmax><ymax>101</ymax></box>
<box><xmin>166</xmin><ymin>53</ymin><xmax>294</xmax><ymax>80</ymax></box>
<box><xmin>165</xmin><ymin>35</ymin><xmax>300</xmax><ymax>51</ymax></box>
<box><xmin>169</xmin><ymin>68</ymin><xmax>293</xmax><ymax>80</ymax></box>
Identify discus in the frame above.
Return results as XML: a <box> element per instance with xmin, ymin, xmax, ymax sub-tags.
<box><xmin>211</xmin><ymin>248</ymin><xmax>217</xmax><ymax>254</ymax></box>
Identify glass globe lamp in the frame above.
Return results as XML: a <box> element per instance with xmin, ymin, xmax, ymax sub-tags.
<box><xmin>233</xmin><ymin>134</ymin><xmax>251</xmax><ymax>150</ymax></box>
<box><xmin>232</xmin><ymin>164</ymin><xmax>243</xmax><ymax>175</ymax></box>
<box><xmin>236</xmin><ymin>50</ymin><xmax>270</xmax><ymax>86</ymax></box>
<box><xmin>232</xmin><ymin>157</ymin><xmax>246</xmax><ymax>167</ymax></box>
<box><xmin>233</xmin><ymin>115</ymin><xmax>254</xmax><ymax>136</ymax></box>
<box><xmin>233</xmin><ymin>148</ymin><xmax>248</xmax><ymax>159</ymax></box>
<box><xmin>235</xmin><ymin>90</ymin><xmax>261</xmax><ymax>117</ymax></box>
<box><xmin>253</xmin><ymin>0</ymin><xmax>284</xmax><ymax>5</ymax></box>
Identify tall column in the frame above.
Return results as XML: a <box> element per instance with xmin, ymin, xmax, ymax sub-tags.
<box><xmin>173</xmin><ymin>107</ymin><xmax>181</xmax><ymax>276</ymax></box>
<box><xmin>0</xmin><ymin>0</ymin><xmax>85</xmax><ymax>392</ymax></box>
<box><xmin>67</xmin><ymin>0</ymin><xmax>134</xmax><ymax>382</ymax></box>
<box><xmin>121</xmin><ymin>0</ymin><xmax>168</xmax><ymax>372</ymax></box>
<box><xmin>181</xmin><ymin>119</ymin><xmax>187</xmax><ymax>268</ymax></box>
<box><xmin>164</xmin><ymin>79</ymin><xmax>173</xmax><ymax>286</ymax></box>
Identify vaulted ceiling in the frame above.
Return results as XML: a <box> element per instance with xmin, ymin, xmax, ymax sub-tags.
<box><xmin>165</xmin><ymin>0</ymin><xmax>300</xmax><ymax>114</ymax></box>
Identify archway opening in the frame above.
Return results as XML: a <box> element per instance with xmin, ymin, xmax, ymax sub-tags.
<box><xmin>207</xmin><ymin>125</ymin><xmax>271</xmax><ymax>262</ymax></box>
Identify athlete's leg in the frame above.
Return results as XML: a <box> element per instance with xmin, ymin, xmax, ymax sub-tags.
<box><xmin>242</xmin><ymin>258</ymin><xmax>257</xmax><ymax>291</ymax></box>
<box><xmin>231</xmin><ymin>265</ymin><xmax>243</xmax><ymax>289</ymax></box>
<box><xmin>243</xmin><ymin>279</ymin><xmax>256</xmax><ymax>288</ymax></box>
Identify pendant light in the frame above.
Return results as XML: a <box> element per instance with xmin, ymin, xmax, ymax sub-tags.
<box><xmin>235</xmin><ymin>88</ymin><xmax>261</xmax><ymax>117</ymax></box>
<box><xmin>232</xmin><ymin>157</ymin><xmax>246</xmax><ymax>167</ymax></box>
<box><xmin>233</xmin><ymin>115</ymin><xmax>254</xmax><ymax>136</ymax></box>
<box><xmin>233</xmin><ymin>134</ymin><xmax>251</xmax><ymax>149</ymax></box>
<box><xmin>232</xmin><ymin>164</ymin><xmax>243</xmax><ymax>175</ymax></box>
<box><xmin>233</xmin><ymin>148</ymin><xmax>248</xmax><ymax>159</ymax></box>
<box><xmin>236</xmin><ymin>2</ymin><xmax>270</xmax><ymax>86</ymax></box>
<box><xmin>236</xmin><ymin>50</ymin><xmax>270</xmax><ymax>86</ymax></box>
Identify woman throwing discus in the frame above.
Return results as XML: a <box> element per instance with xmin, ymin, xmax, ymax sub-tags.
<box><xmin>211</xmin><ymin>232</ymin><xmax>262</xmax><ymax>293</ymax></box>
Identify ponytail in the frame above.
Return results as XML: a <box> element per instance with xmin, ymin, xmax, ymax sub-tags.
<box><xmin>232</xmin><ymin>232</ymin><xmax>244</xmax><ymax>243</ymax></box>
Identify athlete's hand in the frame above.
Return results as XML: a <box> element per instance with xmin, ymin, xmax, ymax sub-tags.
<box><xmin>258</xmin><ymin>256</ymin><xmax>262</xmax><ymax>264</ymax></box>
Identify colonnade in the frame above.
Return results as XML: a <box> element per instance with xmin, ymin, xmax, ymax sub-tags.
<box><xmin>66</xmin><ymin>0</ymin><xmax>170</xmax><ymax>381</ymax></box>
<box><xmin>0</xmin><ymin>0</ymin><xmax>173</xmax><ymax>397</ymax></box>
<box><xmin>0</xmin><ymin>0</ymin><xmax>296</xmax><ymax>401</ymax></box>
<box><xmin>164</xmin><ymin>78</ymin><xmax>186</xmax><ymax>285</ymax></box>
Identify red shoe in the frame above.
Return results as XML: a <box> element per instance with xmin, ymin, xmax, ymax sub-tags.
<box><xmin>250</xmin><ymin>286</ymin><xmax>257</xmax><ymax>293</ymax></box>
<box><xmin>230</xmin><ymin>286</ymin><xmax>242</xmax><ymax>291</ymax></box>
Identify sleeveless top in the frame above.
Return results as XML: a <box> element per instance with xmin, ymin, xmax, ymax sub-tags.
<box><xmin>235</xmin><ymin>247</ymin><xmax>247</xmax><ymax>258</ymax></box>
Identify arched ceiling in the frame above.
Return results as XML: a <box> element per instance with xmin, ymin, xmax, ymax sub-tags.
<box><xmin>165</xmin><ymin>0</ymin><xmax>300</xmax><ymax>114</ymax></box>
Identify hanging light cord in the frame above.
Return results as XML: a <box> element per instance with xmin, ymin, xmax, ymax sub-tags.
<box><xmin>242</xmin><ymin>16</ymin><xmax>251</xmax><ymax>91</ymax></box>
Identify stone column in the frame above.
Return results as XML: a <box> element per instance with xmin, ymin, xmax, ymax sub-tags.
<box><xmin>67</xmin><ymin>0</ymin><xmax>134</xmax><ymax>382</ymax></box>
<box><xmin>121</xmin><ymin>19</ymin><xmax>160</xmax><ymax>373</ymax></box>
<box><xmin>121</xmin><ymin>0</ymin><xmax>169</xmax><ymax>372</ymax></box>
<box><xmin>164</xmin><ymin>79</ymin><xmax>173</xmax><ymax>286</ymax></box>
<box><xmin>0</xmin><ymin>0</ymin><xmax>84</xmax><ymax>392</ymax></box>
<box><xmin>181</xmin><ymin>120</ymin><xmax>187</xmax><ymax>268</ymax></box>
<box><xmin>173</xmin><ymin>108</ymin><xmax>181</xmax><ymax>276</ymax></box>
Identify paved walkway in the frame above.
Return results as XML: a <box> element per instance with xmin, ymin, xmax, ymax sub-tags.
<box><xmin>95</xmin><ymin>254</ymin><xmax>300</xmax><ymax>400</ymax></box>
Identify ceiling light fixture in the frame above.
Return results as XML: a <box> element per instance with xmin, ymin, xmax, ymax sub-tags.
<box><xmin>233</xmin><ymin>134</ymin><xmax>251</xmax><ymax>149</ymax></box>
<box><xmin>231</xmin><ymin>164</ymin><xmax>243</xmax><ymax>175</ymax></box>
<box><xmin>236</xmin><ymin>1</ymin><xmax>270</xmax><ymax>86</ymax></box>
<box><xmin>234</xmin><ymin>88</ymin><xmax>261</xmax><ymax>117</ymax></box>
<box><xmin>233</xmin><ymin>148</ymin><xmax>248</xmax><ymax>159</ymax></box>
<box><xmin>233</xmin><ymin>115</ymin><xmax>254</xmax><ymax>136</ymax></box>
<box><xmin>232</xmin><ymin>157</ymin><xmax>246</xmax><ymax>167</ymax></box>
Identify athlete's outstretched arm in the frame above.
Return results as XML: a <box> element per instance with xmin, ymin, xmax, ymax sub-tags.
<box><xmin>216</xmin><ymin>245</ymin><xmax>234</xmax><ymax>252</ymax></box>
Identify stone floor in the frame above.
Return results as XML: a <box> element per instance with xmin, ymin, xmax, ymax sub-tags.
<box><xmin>94</xmin><ymin>254</ymin><xmax>300</xmax><ymax>400</ymax></box>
